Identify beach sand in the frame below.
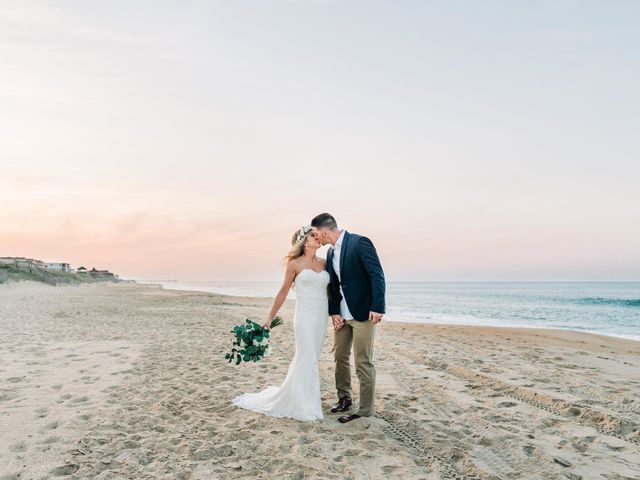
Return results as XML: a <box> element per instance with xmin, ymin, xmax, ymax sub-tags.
<box><xmin>1</xmin><ymin>281</ymin><xmax>639</xmax><ymax>479</ymax></box>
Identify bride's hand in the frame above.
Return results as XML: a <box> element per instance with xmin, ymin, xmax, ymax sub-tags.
<box><xmin>261</xmin><ymin>320</ymin><xmax>271</xmax><ymax>330</ymax></box>
<box><xmin>331</xmin><ymin>315</ymin><xmax>344</xmax><ymax>330</ymax></box>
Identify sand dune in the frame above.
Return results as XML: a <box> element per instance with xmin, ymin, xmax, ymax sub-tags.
<box><xmin>1</xmin><ymin>281</ymin><xmax>638</xmax><ymax>479</ymax></box>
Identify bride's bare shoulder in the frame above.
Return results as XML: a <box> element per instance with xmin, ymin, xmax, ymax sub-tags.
<box><xmin>287</xmin><ymin>258</ymin><xmax>303</xmax><ymax>273</ymax></box>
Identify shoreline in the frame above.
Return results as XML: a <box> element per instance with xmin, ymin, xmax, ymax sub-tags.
<box><xmin>143</xmin><ymin>280</ymin><xmax>640</xmax><ymax>345</ymax></box>
<box><xmin>4</xmin><ymin>280</ymin><xmax>639</xmax><ymax>346</ymax></box>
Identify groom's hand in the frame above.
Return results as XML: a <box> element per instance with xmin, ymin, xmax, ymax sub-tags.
<box><xmin>331</xmin><ymin>315</ymin><xmax>344</xmax><ymax>330</ymax></box>
<box><xmin>369</xmin><ymin>311</ymin><xmax>383</xmax><ymax>325</ymax></box>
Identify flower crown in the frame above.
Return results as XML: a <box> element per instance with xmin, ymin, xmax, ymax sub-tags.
<box><xmin>295</xmin><ymin>225</ymin><xmax>313</xmax><ymax>245</ymax></box>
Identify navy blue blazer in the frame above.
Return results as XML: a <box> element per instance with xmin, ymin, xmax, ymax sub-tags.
<box><xmin>326</xmin><ymin>230</ymin><xmax>386</xmax><ymax>321</ymax></box>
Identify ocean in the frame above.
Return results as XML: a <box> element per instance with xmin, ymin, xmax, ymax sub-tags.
<box><xmin>141</xmin><ymin>281</ymin><xmax>640</xmax><ymax>342</ymax></box>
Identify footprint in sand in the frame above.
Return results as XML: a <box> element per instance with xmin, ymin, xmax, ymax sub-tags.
<box><xmin>331</xmin><ymin>455</ymin><xmax>346</xmax><ymax>473</ymax></box>
<box><xmin>49</xmin><ymin>464</ymin><xmax>79</xmax><ymax>476</ymax></box>
<box><xmin>9</xmin><ymin>441</ymin><xmax>28</xmax><ymax>453</ymax></box>
<box><xmin>69</xmin><ymin>395</ymin><xmax>89</xmax><ymax>403</ymax></box>
<box><xmin>191</xmin><ymin>449</ymin><xmax>215</xmax><ymax>461</ymax></box>
<box><xmin>39</xmin><ymin>435</ymin><xmax>61</xmax><ymax>444</ymax></box>
<box><xmin>34</xmin><ymin>407</ymin><xmax>49</xmax><ymax>418</ymax></box>
<box><xmin>0</xmin><ymin>471</ymin><xmax>21</xmax><ymax>480</ymax></box>
<box><xmin>45</xmin><ymin>420</ymin><xmax>60</xmax><ymax>430</ymax></box>
<box><xmin>363</xmin><ymin>440</ymin><xmax>380</xmax><ymax>449</ymax></box>
<box><xmin>604</xmin><ymin>442</ymin><xmax>625</xmax><ymax>452</ymax></box>
<box><xmin>214</xmin><ymin>444</ymin><xmax>233</xmax><ymax>457</ymax></box>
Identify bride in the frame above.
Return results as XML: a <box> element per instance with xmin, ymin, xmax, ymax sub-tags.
<box><xmin>231</xmin><ymin>225</ymin><xmax>330</xmax><ymax>421</ymax></box>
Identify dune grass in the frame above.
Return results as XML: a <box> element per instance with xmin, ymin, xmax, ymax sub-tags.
<box><xmin>0</xmin><ymin>264</ymin><xmax>118</xmax><ymax>286</ymax></box>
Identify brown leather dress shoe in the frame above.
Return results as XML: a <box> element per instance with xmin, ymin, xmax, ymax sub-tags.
<box><xmin>338</xmin><ymin>413</ymin><xmax>361</xmax><ymax>423</ymax></box>
<box><xmin>330</xmin><ymin>396</ymin><xmax>352</xmax><ymax>413</ymax></box>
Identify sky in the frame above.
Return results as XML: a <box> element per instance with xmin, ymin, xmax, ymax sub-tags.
<box><xmin>1</xmin><ymin>0</ymin><xmax>639</xmax><ymax>281</ymax></box>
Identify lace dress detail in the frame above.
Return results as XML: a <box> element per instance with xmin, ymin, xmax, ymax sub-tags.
<box><xmin>232</xmin><ymin>269</ymin><xmax>330</xmax><ymax>421</ymax></box>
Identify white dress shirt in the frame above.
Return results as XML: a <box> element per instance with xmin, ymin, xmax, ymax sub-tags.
<box><xmin>332</xmin><ymin>229</ymin><xmax>354</xmax><ymax>321</ymax></box>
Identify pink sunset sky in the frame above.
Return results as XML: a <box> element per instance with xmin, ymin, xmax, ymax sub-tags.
<box><xmin>2</xmin><ymin>1</ymin><xmax>639</xmax><ymax>281</ymax></box>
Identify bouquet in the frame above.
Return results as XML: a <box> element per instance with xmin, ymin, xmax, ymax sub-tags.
<box><xmin>225</xmin><ymin>316</ymin><xmax>284</xmax><ymax>365</ymax></box>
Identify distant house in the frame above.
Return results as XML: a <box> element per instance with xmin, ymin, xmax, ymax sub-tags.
<box><xmin>8</xmin><ymin>257</ymin><xmax>30</xmax><ymax>267</ymax></box>
<box><xmin>0</xmin><ymin>257</ymin><xmax>45</xmax><ymax>267</ymax></box>
<box><xmin>43</xmin><ymin>262</ymin><xmax>71</xmax><ymax>272</ymax></box>
<box><xmin>1</xmin><ymin>258</ymin><xmax>118</xmax><ymax>281</ymax></box>
<box><xmin>88</xmin><ymin>267</ymin><xmax>115</xmax><ymax>279</ymax></box>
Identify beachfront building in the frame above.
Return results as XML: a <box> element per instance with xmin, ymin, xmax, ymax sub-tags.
<box><xmin>0</xmin><ymin>257</ymin><xmax>46</xmax><ymax>267</ymax></box>
<box><xmin>88</xmin><ymin>268</ymin><xmax>116</xmax><ymax>279</ymax></box>
<box><xmin>2</xmin><ymin>258</ymin><xmax>119</xmax><ymax>281</ymax></box>
<box><xmin>43</xmin><ymin>262</ymin><xmax>71</xmax><ymax>272</ymax></box>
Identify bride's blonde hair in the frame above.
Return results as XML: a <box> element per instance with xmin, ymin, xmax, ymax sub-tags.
<box><xmin>283</xmin><ymin>226</ymin><xmax>313</xmax><ymax>264</ymax></box>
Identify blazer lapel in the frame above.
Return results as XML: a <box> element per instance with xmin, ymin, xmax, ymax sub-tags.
<box><xmin>339</xmin><ymin>230</ymin><xmax>349</xmax><ymax>277</ymax></box>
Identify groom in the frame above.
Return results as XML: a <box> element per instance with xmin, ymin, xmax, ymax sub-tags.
<box><xmin>311</xmin><ymin>213</ymin><xmax>386</xmax><ymax>423</ymax></box>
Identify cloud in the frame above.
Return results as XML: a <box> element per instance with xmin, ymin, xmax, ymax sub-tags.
<box><xmin>0</xmin><ymin>1</ymin><xmax>158</xmax><ymax>48</ymax></box>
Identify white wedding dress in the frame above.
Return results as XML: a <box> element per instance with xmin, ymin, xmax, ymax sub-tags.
<box><xmin>232</xmin><ymin>268</ymin><xmax>330</xmax><ymax>421</ymax></box>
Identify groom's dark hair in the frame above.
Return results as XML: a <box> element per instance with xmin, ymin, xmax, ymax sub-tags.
<box><xmin>311</xmin><ymin>213</ymin><xmax>338</xmax><ymax>230</ymax></box>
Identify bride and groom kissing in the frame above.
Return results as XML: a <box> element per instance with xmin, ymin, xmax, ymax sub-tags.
<box><xmin>232</xmin><ymin>212</ymin><xmax>385</xmax><ymax>423</ymax></box>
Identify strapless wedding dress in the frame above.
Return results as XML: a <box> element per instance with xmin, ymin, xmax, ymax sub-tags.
<box><xmin>232</xmin><ymin>269</ymin><xmax>330</xmax><ymax>421</ymax></box>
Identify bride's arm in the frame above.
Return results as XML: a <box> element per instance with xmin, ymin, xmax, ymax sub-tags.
<box><xmin>262</xmin><ymin>261</ymin><xmax>297</xmax><ymax>329</ymax></box>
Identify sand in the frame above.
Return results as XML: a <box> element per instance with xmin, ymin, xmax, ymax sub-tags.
<box><xmin>1</xmin><ymin>281</ymin><xmax>639</xmax><ymax>480</ymax></box>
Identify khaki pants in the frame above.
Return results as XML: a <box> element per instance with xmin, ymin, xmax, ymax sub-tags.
<box><xmin>332</xmin><ymin>318</ymin><xmax>376</xmax><ymax>417</ymax></box>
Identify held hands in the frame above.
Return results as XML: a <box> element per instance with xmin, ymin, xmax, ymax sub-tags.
<box><xmin>331</xmin><ymin>313</ymin><xmax>382</xmax><ymax>328</ymax></box>
<box><xmin>369</xmin><ymin>311</ymin><xmax>384</xmax><ymax>325</ymax></box>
